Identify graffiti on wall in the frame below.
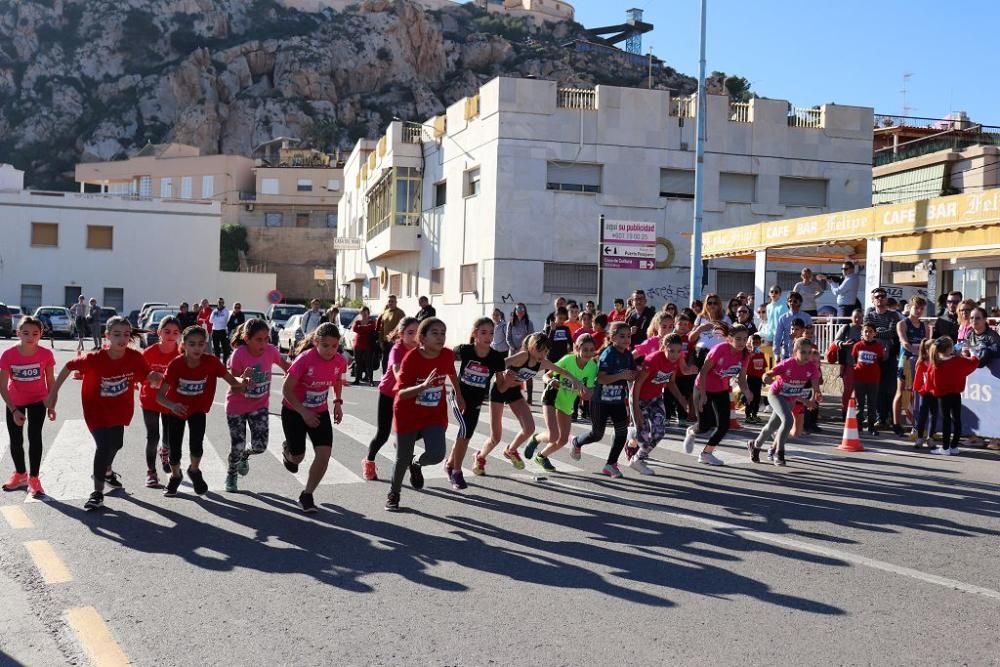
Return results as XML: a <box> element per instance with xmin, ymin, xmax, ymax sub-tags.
<box><xmin>500</xmin><ymin>293</ymin><xmax>516</xmax><ymax>304</ymax></box>
<box><xmin>643</xmin><ymin>284</ymin><xmax>691</xmax><ymax>305</ymax></box>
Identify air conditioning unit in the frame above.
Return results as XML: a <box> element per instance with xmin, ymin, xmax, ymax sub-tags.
<box><xmin>246</xmin><ymin>203</ymin><xmax>254</xmax><ymax>211</ymax></box>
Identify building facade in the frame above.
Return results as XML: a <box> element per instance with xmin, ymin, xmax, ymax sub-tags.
<box><xmin>335</xmin><ymin>77</ymin><xmax>873</xmax><ymax>340</ymax></box>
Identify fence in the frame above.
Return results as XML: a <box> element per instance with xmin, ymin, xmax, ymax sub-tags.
<box><xmin>729</xmin><ymin>101</ymin><xmax>751</xmax><ymax>123</ymax></box>
<box><xmin>788</xmin><ymin>106</ymin><xmax>822</xmax><ymax>128</ymax></box>
<box><xmin>402</xmin><ymin>125</ymin><xmax>422</xmax><ymax>144</ymax></box>
<box><xmin>557</xmin><ymin>87</ymin><xmax>597</xmax><ymax>110</ymax></box>
<box><xmin>670</xmin><ymin>95</ymin><xmax>696</xmax><ymax>119</ymax></box>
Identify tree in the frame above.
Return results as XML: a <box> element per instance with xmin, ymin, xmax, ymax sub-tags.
<box><xmin>220</xmin><ymin>224</ymin><xmax>249</xmax><ymax>271</ymax></box>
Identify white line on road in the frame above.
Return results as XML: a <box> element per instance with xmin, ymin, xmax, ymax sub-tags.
<box><xmin>335</xmin><ymin>414</ymin><xmax>452</xmax><ymax>479</ymax></box>
<box><xmin>28</xmin><ymin>420</ymin><xmax>95</xmax><ymax>503</ymax></box>
<box><xmin>265</xmin><ymin>415</ymin><xmax>362</xmax><ymax>485</ymax></box>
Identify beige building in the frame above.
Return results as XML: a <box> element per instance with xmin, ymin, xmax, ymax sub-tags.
<box><xmin>479</xmin><ymin>0</ymin><xmax>574</xmax><ymax>24</ymax></box>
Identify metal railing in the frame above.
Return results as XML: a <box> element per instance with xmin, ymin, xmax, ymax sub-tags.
<box><xmin>729</xmin><ymin>101</ymin><xmax>751</xmax><ymax>123</ymax></box>
<box><xmin>788</xmin><ymin>106</ymin><xmax>822</xmax><ymax>128</ymax></box>
<box><xmin>557</xmin><ymin>87</ymin><xmax>597</xmax><ymax>110</ymax></box>
<box><xmin>670</xmin><ymin>95</ymin><xmax>696</xmax><ymax>118</ymax></box>
<box><xmin>402</xmin><ymin>125</ymin><xmax>422</xmax><ymax>144</ymax></box>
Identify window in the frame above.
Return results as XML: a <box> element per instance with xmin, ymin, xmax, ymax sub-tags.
<box><xmin>265</xmin><ymin>213</ymin><xmax>283</xmax><ymax>227</ymax></box>
<box><xmin>543</xmin><ymin>263</ymin><xmax>598</xmax><ymax>294</ymax></box>
<box><xmin>719</xmin><ymin>172</ymin><xmax>756</xmax><ymax>203</ymax></box>
<box><xmin>434</xmin><ymin>181</ymin><xmax>447</xmax><ymax>207</ymax></box>
<box><xmin>160</xmin><ymin>177</ymin><xmax>173</xmax><ymax>198</ymax></box>
<box><xmin>366</xmin><ymin>167</ymin><xmax>422</xmax><ymax>240</ymax></box>
<box><xmin>261</xmin><ymin>178</ymin><xmax>279</xmax><ymax>195</ymax></box>
<box><xmin>776</xmin><ymin>271</ymin><xmax>802</xmax><ymax>294</ymax></box>
<box><xmin>430</xmin><ymin>268</ymin><xmax>444</xmax><ymax>295</ymax></box>
<box><xmin>64</xmin><ymin>286</ymin><xmax>81</xmax><ymax>308</ymax></box>
<box><xmin>103</xmin><ymin>287</ymin><xmax>124</xmax><ymax>312</ymax></box>
<box><xmin>659</xmin><ymin>168</ymin><xmax>695</xmax><ymax>199</ymax></box>
<box><xmin>139</xmin><ymin>176</ymin><xmax>152</xmax><ymax>198</ymax></box>
<box><xmin>87</xmin><ymin>225</ymin><xmax>113</xmax><ymax>250</ymax></box>
<box><xmin>460</xmin><ymin>264</ymin><xmax>478</xmax><ymax>293</ymax></box>
<box><xmin>389</xmin><ymin>273</ymin><xmax>402</xmax><ymax>297</ymax></box>
<box><xmin>326</xmin><ymin>179</ymin><xmax>340</xmax><ymax>192</ymax></box>
<box><xmin>546</xmin><ymin>162</ymin><xmax>602</xmax><ymax>193</ymax></box>
<box><xmin>201</xmin><ymin>175</ymin><xmax>215</xmax><ymax>199</ymax></box>
<box><xmin>464</xmin><ymin>167</ymin><xmax>481</xmax><ymax>197</ymax></box>
<box><xmin>297</xmin><ymin>179</ymin><xmax>313</xmax><ymax>192</ymax></box>
<box><xmin>30</xmin><ymin>222</ymin><xmax>58</xmax><ymax>247</ymax></box>
<box><xmin>369</xmin><ymin>279</ymin><xmax>380</xmax><ymax>301</ymax></box>
<box><xmin>326</xmin><ymin>213</ymin><xmax>338</xmax><ymax>230</ymax></box>
<box><xmin>20</xmin><ymin>284</ymin><xmax>42</xmax><ymax>312</ymax></box>
<box><xmin>779</xmin><ymin>177</ymin><xmax>828</xmax><ymax>207</ymax></box>
<box><xmin>180</xmin><ymin>176</ymin><xmax>192</xmax><ymax>199</ymax></box>
<box><xmin>715</xmin><ymin>270</ymin><xmax>754</xmax><ymax>298</ymax></box>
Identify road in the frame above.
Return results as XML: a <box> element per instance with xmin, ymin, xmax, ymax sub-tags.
<box><xmin>2</xmin><ymin>340</ymin><xmax>999</xmax><ymax>666</ymax></box>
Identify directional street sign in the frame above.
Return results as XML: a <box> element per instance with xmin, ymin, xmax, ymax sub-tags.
<box><xmin>603</xmin><ymin>256</ymin><xmax>656</xmax><ymax>270</ymax></box>
<box><xmin>601</xmin><ymin>240</ymin><xmax>656</xmax><ymax>270</ymax></box>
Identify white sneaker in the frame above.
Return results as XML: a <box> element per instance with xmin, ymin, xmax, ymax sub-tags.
<box><xmin>949</xmin><ymin>447</ymin><xmax>961</xmax><ymax>455</ymax></box>
<box><xmin>929</xmin><ymin>446</ymin><xmax>951</xmax><ymax>456</ymax></box>
<box><xmin>683</xmin><ymin>426</ymin><xmax>697</xmax><ymax>454</ymax></box>
<box><xmin>698</xmin><ymin>451</ymin><xmax>724</xmax><ymax>466</ymax></box>
<box><xmin>629</xmin><ymin>458</ymin><xmax>655</xmax><ymax>475</ymax></box>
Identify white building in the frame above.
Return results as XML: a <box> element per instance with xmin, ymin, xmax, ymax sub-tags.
<box><xmin>0</xmin><ymin>167</ymin><xmax>276</xmax><ymax>315</ymax></box>
<box><xmin>335</xmin><ymin>77</ymin><xmax>873</xmax><ymax>341</ymax></box>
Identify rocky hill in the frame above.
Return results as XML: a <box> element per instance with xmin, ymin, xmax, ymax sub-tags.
<box><xmin>0</xmin><ymin>0</ymin><xmax>704</xmax><ymax>188</ymax></box>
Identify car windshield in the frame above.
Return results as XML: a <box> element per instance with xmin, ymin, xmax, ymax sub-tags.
<box><xmin>149</xmin><ymin>309</ymin><xmax>179</xmax><ymax>324</ymax></box>
<box><xmin>243</xmin><ymin>311</ymin><xmax>266</xmax><ymax>321</ymax></box>
<box><xmin>10</xmin><ymin>307</ymin><xmax>21</xmax><ymax>315</ymax></box>
<box><xmin>36</xmin><ymin>308</ymin><xmax>67</xmax><ymax>317</ymax></box>
<box><xmin>339</xmin><ymin>310</ymin><xmax>359</xmax><ymax>327</ymax></box>
<box><xmin>271</xmin><ymin>306</ymin><xmax>305</xmax><ymax>319</ymax></box>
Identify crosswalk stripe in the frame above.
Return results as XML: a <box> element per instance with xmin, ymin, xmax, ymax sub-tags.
<box><xmin>334</xmin><ymin>415</ymin><xmax>451</xmax><ymax>479</ymax></box>
<box><xmin>27</xmin><ymin>420</ymin><xmax>95</xmax><ymax>503</ymax></box>
<box><xmin>265</xmin><ymin>415</ymin><xmax>362</xmax><ymax>485</ymax></box>
<box><xmin>179</xmin><ymin>434</ymin><xmax>229</xmax><ymax>492</ymax></box>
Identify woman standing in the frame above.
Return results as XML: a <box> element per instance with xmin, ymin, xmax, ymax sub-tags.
<box><xmin>835</xmin><ymin>309</ymin><xmax>863</xmax><ymax>419</ymax></box>
<box><xmin>505</xmin><ymin>303</ymin><xmax>535</xmax><ymax>403</ymax></box>
<box><xmin>893</xmin><ymin>296</ymin><xmax>929</xmax><ymax>436</ymax></box>
<box><xmin>689</xmin><ymin>294</ymin><xmax>730</xmax><ymax>367</ymax></box>
<box><xmin>734</xmin><ymin>305</ymin><xmax>758</xmax><ymax>336</ymax></box>
<box><xmin>351</xmin><ymin>307</ymin><xmax>377</xmax><ymax>386</ymax></box>
<box><xmin>491</xmin><ymin>308</ymin><xmax>509</xmax><ymax>355</ymax></box>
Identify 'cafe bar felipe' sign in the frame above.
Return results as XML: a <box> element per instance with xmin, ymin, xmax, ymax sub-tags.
<box><xmin>601</xmin><ymin>220</ymin><xmax>657</xmax><ymax>270</ymax></box>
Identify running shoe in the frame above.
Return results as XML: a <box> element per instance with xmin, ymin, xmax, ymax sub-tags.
<box><xmin>145</xmin><ymin>470</ymin><xmax>159</xmax><ymax>489</ymax></box>
<box><xmin>767</xmin><ymin>446</ymin><xmax>775</xmax><ymax>463</ymax></box>
<box><xmin>524</xmin><ymin>435</ymin><xmax>539</xmax><ymax>460</ymax></box>
<box><xmin>187</xmin><ymin>468</ymin><xmax>208</xmax><ymax>495</ymax></box>
<box><xmin>159</xmin><ymin>446</ymin><xmax>170</xmax><ymax>473</ymax></box>
<box><xmin>601</xmin><ymin>464</ymin><xmax>624</xmax><ymax>478</ymax></box>
<box><xmin>949</xmin><ymin>447</ymin><xmax>961</xmax><ymax>456</ymax></box>
<box><xmin>697</xmin><ymin>452</ymin><xmax>724</xmax><ymax>466</ymax></box>
<box><xmin>237</xmin><ymin>455</ymin><xmax>250</xmax><ymax>477</ymax></box>
<box><xmin>570</xmin><ymin>437</ymin><xmax>582</xmax><ymax>461</ymax></box>
<box><xmin>299</xmin><ymin>492</ymin><xmax>318</xmax><ymax>514</ymax></box>
<box><xmin>773</xmin><ymin>453</ymin><xmax>787</xmax><ymax>467</ymax></box>
<box><xmin>987</xmin><ymin>441</ymin><xmax>1000</xmax><ymax>451</ymax></box>
<box><xmin>930</xmin><ymin>446</ymin><xmax>952</xmax><ymax>456</ymax></box>
<box><xmin>362</xmin><ymin>459</ymin><xmax>378</xmax><ymax>481</ymax></box>
<box><xmin>282</xmin><ymin>442</ymin><xmax>299</xmax><ymax>473</ymax></box>
<box><xmin>225</xmin><ymin>473</ymin><xmax>238</xmax><ymax>493</ymax></box>
<box><xmin>164</xmin><ymin>474</ymin><xmax>183</xmax><ymax>497</ymax></box>
<box><xmin>385</xmin><ymin>491</ymin><xmax>400</xmax><ymax>511</ymax></box>
<box><xmin>450</xmin><ymin>469</ymin><xmax>469</xmax><ymax>491</ymax></box>
<box><xmin>502</xmin><ymin>448</ymin><xmax>525</xmax><ymax>470</ymax></box>
<box><xmin>27</xmin><ymin>476</ymin><xmax>44</xmax><ymax>498</ymax></box>
<box><xmin>683</xmin><ymin>426</ymin><xmax>697</xmax><ymax>454</ymax></box>
<box><xmin>472</xmin><ymin>452</ymin><xmax>487</xmax><ymax>476</ymax></box>
<box><xmin>83</xmin><ymin>491</ymin><xmax>104</xmax><ymax>511</ymax></box>
<box><xmin>629</xmin><ymin>458</ymin><xmax>654</xmax><ymax>476</ymax></box>
<box><xmin>104</xmin><ymin>471</ymin><xmax>124</xmax><ymax>492</ymax></box>
<box><xmin>444</xmin><ymin>462</ymin><xmax>454</xmax><ymax>479</ymax></box>
<box><xmin>746</xmin><ymin>440</ymin><xmax>759</xmax><ymax>463</ymax></box>
<box><xmin>408</xmin><ymin>462</ymin><xmax>424</xmax><ymax>490</ymax></box>
<box><xmin>2</xmin><ymin>471</ymin><xmax>28</xmax><ymax>491</ymax></box>
<box><xmin>534</xmin><ymin>454</ymin><xmax>556</xmax><ymax>472</ymax></box>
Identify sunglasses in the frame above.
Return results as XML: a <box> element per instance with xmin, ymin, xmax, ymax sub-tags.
<box><xmin>947</xmin><ymin>300</ymin><xmax>961</xmax><ymax>305</ymax></box>
<box><xmin>769</xmin><ymin>290</ymin><xmax>779</xmax><ymax>295</ymax></box>
<box><xmin>706</xmin><ymin>300</ymin><xmax>720</xmax><ymax>305</ymax></box>
<box><xmin>872</xmin><ymin>294</ymin><xmax>886</xmax><ymax>299</ymax></box>
<box><xmin>738</xmin><ymin>310</ymin><xmax>750</xmax><ymax>315</ymax></box>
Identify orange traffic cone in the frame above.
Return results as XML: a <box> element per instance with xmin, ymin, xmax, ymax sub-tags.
<box><xmin>837</xmin><ymin>398</ymin><xmax>864</xmax><ymax>452</ymax></box>
<box><xmin>729</xmin><ymin>393</ymin><xmax>742</xmax><ymax>431</ymax></box>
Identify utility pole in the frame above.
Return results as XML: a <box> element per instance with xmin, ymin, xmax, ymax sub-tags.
<box><xmin>648</xmin><ymin>48</ymin><xmax>653</xmax><ymax>89</ymax></box>
<box><xmin>689</xmin><ymin>0</ymin><xmax>708</xmax><ymax>301</ymax></box>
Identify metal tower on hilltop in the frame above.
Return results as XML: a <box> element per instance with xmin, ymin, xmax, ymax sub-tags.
<box><xmin>625</xmin><ymin>8</ymin><xmax>644</xmax><ymax>54</ymax></box>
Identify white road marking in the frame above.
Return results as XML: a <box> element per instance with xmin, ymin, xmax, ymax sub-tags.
<box><xmin>265</xmin><ymin>415</ymin><xmax>362</xmax><ymax>485</ymax></box>
<box><xmin>335</xmin><ymin>414</ymin><xmax>451</xmax><ymax>479</ymax></box>
<box><xmin>28</xmin><ymin>420</ymin><xmax>95</xmax><ymax>503</ymax></box>
<box><xmin>179</xmin><ymin>434</ymin><xmax>229</xmax><ymax>493</ymax></box>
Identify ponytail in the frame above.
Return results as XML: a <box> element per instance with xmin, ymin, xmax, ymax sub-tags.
<box><xmin>293</xmin><ymin>322</ymin><xmax>340</xmax><ymax>357</ymax></box>
<box><xmin>929</xmin><ymin>336</ymin><xmax>954</xmax><ymax>367</ymax></box>
<box><xmin>389</xmin><ymin>317</ymin><xmax>420</xmax><ymax>343</ymax></box>
<box><xmin>231</xmin><ymin>318</ymin><xmax>269</xmax><ymax>350</ymax></box>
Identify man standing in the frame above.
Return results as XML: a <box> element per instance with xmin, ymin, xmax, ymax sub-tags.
<box><xmin>864</xmin><ymin>287</ymin><xmax>902</xmax><ymax>429</ymax></box>
<box><xmin>773</xmin><ymin>292</ymin><xmax>812</xmax><ymax>361</ymax></box>
<box><xmin>375</xmin><ymin>295</ymin><xmax>405</xmax><ymax>374</ymax></box>
<box><xmin>626</xmin><ymin>289</ymin><xmax>656</xmax><ymax>347</ymax></box>
<box><xmin>71</xmin><ymin>295</ymin><xmax>88</xmax><ymax>352</ymax></box>
<box><xmin>86</xmin><ymin>298</ymin><xmax>101</xmax><ymax>350</ymax></box>
<box><xmin>177</xmin><ymin>302</ymin><xmax>198</xmax><ymax>330</ymax></box>
<box><xmin>301</xmin><ymin>299</ymin><xmax>324</xmax><ymax>336</ymax></box>
<box><xmin>793</xmin><ymin>268</ymin><xmax>827</xmax><ymax>317</ymax></box>
<box><xmin>415</xmin><ymin>296</ymin><xmax>436</xmax><ymax>321</ymax></box>
<box><xmin>819</xmin><ymin>261</ymin><xmax>861</xmax><ymax>317</ymax></box>
<box><xmin>932</xmin><ymin>291</ymin><xmax>962</xmax><ymax>340</ymax></box>
<box><xmin>545</xmin><ymin>297</ymin><xmax>567</xmax><ymax>328</ymax></box>
<box><xmin>209</xmin><ymin>298</ymin><xmax>231</xmax><ymax>362</ymax></box>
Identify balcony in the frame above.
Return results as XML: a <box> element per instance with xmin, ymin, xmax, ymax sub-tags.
<box><xmin>366</xmin><ymin>221</ymin><xmax>421</xmax><ymax>261</ymax></box>
<box><xmin>364</xmin><ymin>166</ymin><xmax>422</xmax><ymax>260</ymax></box>
<box><xmin>557</xmin><ymin>87</ymin><xmax>597</xmax><ymax>110</ymax></box>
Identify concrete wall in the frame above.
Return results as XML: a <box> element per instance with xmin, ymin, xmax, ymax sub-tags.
<box><xmin>0</xmin><ymin>164</ymin><xmax>24</xmax><ymax>191</ymax></box>
<box><xmin>244</xmin><ymin>227</ymin><xmax>339</xmax><ymax>302</ymax></box>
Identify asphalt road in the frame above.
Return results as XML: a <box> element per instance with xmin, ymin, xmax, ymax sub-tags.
<box><xmin>2</xmin><ymin>340</ymin><xmax>999</xmax><ymax>667</ymax></box>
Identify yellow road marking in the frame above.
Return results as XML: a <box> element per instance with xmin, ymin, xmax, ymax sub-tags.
<box><xmin>22</xmin><ymin>540</ymin><xmax>73</xmax><ymax>584</ymax></box>
<box><xmin>0</xmin><ymin>505</ymin><xmax>33</xmax><ymax>529</ymax></box>
<box><xmin>65</xmin><ymin>607</ymin><xmax>131</xmax><ymax>667</ymax></box>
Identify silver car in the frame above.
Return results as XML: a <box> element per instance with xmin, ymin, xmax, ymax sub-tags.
<box><xmin>277</xmin><ymin>314</ymin><xmax>305</xmax><ymax>353</ymax></box>
<box><xmin>34</xmin><ymin>306</ymin><xmax>74</xmax><ymax>337</ymax></box>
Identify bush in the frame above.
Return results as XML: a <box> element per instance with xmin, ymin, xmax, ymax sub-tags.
<box><xmin>220</xmin><ymin>224</ymin><xmax>249</xmax><ymax>271</ymax></box>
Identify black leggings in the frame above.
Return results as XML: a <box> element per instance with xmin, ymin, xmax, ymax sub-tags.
<box><xmin>164</xmin><ymin>413</ymin><xmax>207</xmax><ymax>466</ymax></box>
<box><xmin>745</xmin><ymin>376</ymin><xmax>762</xmax><ymax>418</ymax></box>
<box><xmin>915</xmin><ymin>393</ymin><xmax>939</xmax><ymax>439</ymax></box>
<box><xmin>367</xmin><ymin>392</ymin><xmax>394</xmax><ymax>461</ymax></box>
<box><xmin>92</xmin><ymin>426</ymin><xmax>124</xmax><ymax>492</ymax></box>
<box><xmin>142</xmin><ymin>409</ymin><xmax>170</xmax><ymax>470</ymax></box>
<box><xmin>697</xmin><ymin>390</ymin><xmax>732</xmax><ymax>447</ymax></box>
<box><xmin>577</xmin><ymin>397</ymin><xmax>630</xmax><ymax>465</ymax></box>
<box><xmin>940</xmin><ymin>393</ymin><xmax>962</xmax><ymax>449</ymax></box>
<box><xmin>6</xmin><ymin>402</ymin><xmax>45</xmax><ymax>476</ymax></box>
<box><xmin>354</xmin><ymin>349</ymin><xmax>374</xmax><ymax>384</ymax></box>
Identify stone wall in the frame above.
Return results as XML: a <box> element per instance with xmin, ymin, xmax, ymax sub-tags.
<box><xmin>244</xmin><ymin>227</ymin><xmax>338</xmax><ymax>302</ymax></box>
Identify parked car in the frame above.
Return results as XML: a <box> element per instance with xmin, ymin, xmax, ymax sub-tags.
<box><xmin>242</xmin><ymin>310</ymin><xmax>267</xmax><ymax>323</ymax></box>
<box><xmin>277</xmin><ymin>314</ymin><xmax>304</xmax><ymax>353</ymax></box>
<box><xmin>337</xmin><ymin>308</ymin><xmax>360</xmax><ymax>364</ymax></box>
<box><xmin>94</xmin><ymin>307</ymin><xmax>118</xmax><ymax>336</ymax></box>
<box><xmin>0</xmin><ymin>303</ymin><xmax>13</xmax><ymax>338</ymax></box>
<box><xmin>142</xmin><ymin>308</ymin><xmax>181</xmax><ymax>347</ymax></box>
<box><xmin>33</xmin><ymin>306</ymin><xmax>73</xmax><ymax>337</ymax></box>
<box><xmin>266</xmin><ymin>304</ymin><xmax>307</xmax><ymax>345</ymax></box>
<box><xmin>7</xmin><ymin>305</ymin><xmax>23</xmax><ymax>333</ymax></box>
<box><xmin>127</xmin><ymin>309</ymin><xmax>141</xmax><ymax>328</ymax></box>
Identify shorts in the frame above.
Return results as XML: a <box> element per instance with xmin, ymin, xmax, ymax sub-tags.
<box><xmin>280</xmin><ymin>406</ymin><xmax>333</xmax><ymax>455</ymax></box>
<box><xmin>541</xmin><ymin>385</ymin><xmax>559</xmax><ymax>407</ymax></box>
<box><xmin>897</xmin><ymin>355</ymin><xmax>915</xmax><ymax>383</ymax></box>
<box><xmin>490</xmin><ymin>383</ymin><xmax>524</xmax><ymax>405</ymax></box>
<box><xmin>452</xmin><ymin>395</ymin><xmax>483</xmax><ymax>439</ymax></box>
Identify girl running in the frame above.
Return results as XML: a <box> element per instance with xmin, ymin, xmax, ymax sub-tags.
<box><xmin>362</xmin><ymin>317</ymin><xmax>419</xmax><ymax>481</ymax></box>
<box><xmin>1</xmin><ymin>316</ymin><xmax>56</xmax><ymax>497</ymax></box>
<box><xmin>140</xmin><ymin>315</ymin><xmax>181</xmax><ymax>488</ymax></box>
<box><xmin>632</xmin><ymin>312</ymin><xmax>672</xmax><ymax>361</ymax></box>
<box><xmin>524</xmin><ymin>334</ymin><xmax>598</xmax><ymax>471</ymax></box>
<box><xmin>746</xmin><ymin>337</ymin><xmax>820</xmax><ymax>467</ymax></box>
<box><xmin>280</xmin><ymin>323</ymin><xmax>348</xmax><ymax>512</ymax></box>
<box><xmin>224</xmin><ymin>318</ymin><xmax>290</xmax><ymax>492</ymax></box>
<box><xmin>927</xmin><ymin>336</ymin><xmax>979</xmax><ymax>456</ymax></box>
<box><xmin>628</xmin><ymin>333</ymin><xmax>691</xmax><ymax>475</ymax></box>
<box><xmin>386</xmin><ymin>318</ymin><xmax>464</xmax><ymax>511</ymax></box>
<box><xmin>157</xmin><ymin>325</ymin><xmax>249</xmax><ymax>498</ymax></box>
<box><xmin>46</xmin><ymin>317</ymin><xmax>160</xmax><ymax>510</ymax></box>
<box><xmin>571</xmin><ymin>322</ymin><xmax>638</xmax><ymax>478</ymax></box>
<box><xmin>912</xmin><ymin>338</ymin><xmax>938</xmax><ymax>449</ymax></box>
<box><xmin>683</xmin><ymin>323</ymin><xmax>753</xmax><ymax>466</ymax></box>
<box><xmin>446</xmin><ymin>318</ymin><xmax>507</xmax><ymax>490</ymax></box>
<box><xmin>475</xmin><ymin>333</ymin><xmax>584</xmax><ymax>475</ymax></box>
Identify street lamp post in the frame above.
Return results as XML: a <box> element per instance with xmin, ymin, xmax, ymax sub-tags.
<box><xmin>689</xmin><ymin>0</ymin><xmax>708</xmax><ymax>302</ymax></box>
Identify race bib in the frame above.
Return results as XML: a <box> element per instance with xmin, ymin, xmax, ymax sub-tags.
<box><xmin>601</xmin><ymin>384</ymin><xmax>625</xmax><ymax>403</ymax></box>
<box><xmin>177</xmin><ymin>378</ymin><xmax>207</xmax><ymax>396</ymax></box>
<box><xmin>10</xmin><ymin>363</ymin><xmax>41</xmax><ymax>382</ymax></box>
<box><xmin>460</xmin><ymin>362</ymin><xmax>490</xmax><ymax>389</ymax></box>
<box><xmin>514</xmin><ymin>367</ymin><xmax>537</xmax><ymax>382</ymax></box>
<box><xmin>752</xmin><ymin>358</ymin><xmax>765</xmax><ymax>371</ymax></box>
<box><xmin>652</xmin><ymin>370</ymin><xmax>674</xmax><ymax>385</ymax></box>
<box><xmin>779</xmin><ymin>380</ymin><xmax>807</xmax><ymax>398</ymax></box>
<box><xmin>552</xmin><ymin>329</ymin><xmax>569</xmax><ymax>342</ymax></box>
<box><xmin>719</xmin><ymin>364</ymin><xmax>742</xmax><ymax>379</ymax></box>
<box><xmin>416</xmin><ymin>385</ymin><xmax>443</xmax><ymax>407</ymax></box>
<box><xmin>100</xmin><ymin>375</ymin><xmax>130</xmax><ymax>397</ymax></box>
<box><xmin>303</xmin><ymin>389</ymin><xmax>328</xmax><ymax>408</ymax></box>
<box><xmin>858</xmin><ymin>350</ymin><xmax>877</xmax><ymax>365</ymax></box>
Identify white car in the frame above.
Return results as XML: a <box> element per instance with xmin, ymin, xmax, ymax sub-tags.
<box><xmin>33</xmin><ymin>306</ymin><xmax>74</xmax><ymax>337</ymax></box>
<box><xmin>7</xmin><ymin>305</ymin><xmax>23</xmax><ymax>331</ymax></box>
<box><xmin>277</xmin><ymin>314</ymin><xmax>304</xmax><ymax>353</ymax></box>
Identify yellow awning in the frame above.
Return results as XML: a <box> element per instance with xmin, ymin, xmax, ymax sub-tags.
<box><xmin>882</xmin><ymin>226</ymin><xmax>1000</xmax><ymax>263</ymax></box>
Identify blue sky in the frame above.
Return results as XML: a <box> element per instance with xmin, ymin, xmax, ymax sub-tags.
<box><xmin>571</xmin><ymin>1</ymin><xmax>998</xmax><ymax>124</ymax></box>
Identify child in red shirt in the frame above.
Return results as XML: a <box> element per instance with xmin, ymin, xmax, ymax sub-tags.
<box><xmin>140</xmin><ymin>316</ymin><xmax>181</xmax><ymax>488</ymax></box>
<box><xmin>47</xmin><ymin>317</ymin><xmax>161</xmax><ymax>511</ymax></box>
<box><xmin>157</xmin><ymin>326</ymin><xmax>248</xmax><ymax>498</ymax></box>
<box><xmin>912</xmin><ymin>339</ymin><xmax>938</xmax><ymax>448</ymax></box>
<box><xmin>852</xmin><ymin>323</ymin><xmax>885</xmax><ymax>435</ymax></box>
<box><xmin>744</xmin><ymin>334</ymin><xmax>767</xmax><ymax>424</ymax></box>
<box><xmin>927</xmin><ymin>336</ymin><xmax>980</xmax><ymax>455</ymax></box>
<box><xmin>386</xmin><ymin>318</ymin><xmax>464</xmax><ymax>511</ymax></box>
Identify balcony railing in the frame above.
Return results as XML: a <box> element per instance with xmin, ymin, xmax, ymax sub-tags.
<box><xmin>788</xmin><ymin>106</ymin><xmax>822</xmax><ymax>128</ymax></box>
<box><xmin>557</xmin><ymin>87</ymin><xmax>597</xmax><ymax>110</ymax></box>
<box><xmin>670</xmin><ymin>95</ymin><xmax>696</xmax><ymax>119</ymax></box>
<box><xmin>402</xmin><ymin>125</ymin><xmax>422</xmax><ymax>144</ymax></box>
<box><xmin>729</xmin><ymin>101</ymin><xmax>751</xmax><ymax>123</ymax></box>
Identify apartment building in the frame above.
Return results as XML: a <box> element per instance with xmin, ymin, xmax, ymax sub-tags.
<box><xmin>0</xmin><ymin>166</ymin><xmax>275</xmax><ymax>313</ymax></box>
<box><xmin>335</xmin><ymin>77</ymin><xmax>873</xmax><ymax>338</ymax></box>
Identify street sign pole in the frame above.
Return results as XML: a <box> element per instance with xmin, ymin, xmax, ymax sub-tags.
<box><xmin>597</xmin><ymin>214</ymin><xmax>605</xmax><ymax>311</ymax></box>
<box><xmin>689</xmin><ymin>0</ymin><xmax>708</xmax><ymax>302</ymax></box>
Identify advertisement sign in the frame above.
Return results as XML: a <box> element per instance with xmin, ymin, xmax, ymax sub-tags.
<box><xmin>333</xmin><ymin>237</ymin><xmax>363</xmax><ymax>250</ymax></box>
<box><xmin>603</xmin><ymin>220</ymin><xmax>657</xmax><ymax>245</ymax></box>
<box><xmin>959</xmin><ymin>361</ymin><xmax>1000</xmax><ymax>436</ymax></box>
